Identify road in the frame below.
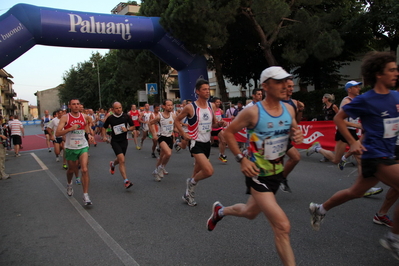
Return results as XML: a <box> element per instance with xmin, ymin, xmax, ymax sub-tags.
<box><xmin>0</xmin><ymin>125</ymin><xmax>397</xmax><ymax>265</ymax></box>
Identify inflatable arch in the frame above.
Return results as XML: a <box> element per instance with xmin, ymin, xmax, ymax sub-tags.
<box><xmin>0</xmin><ymin>4</ymin><xmax>208</xmax><ymax>102</ymax></box>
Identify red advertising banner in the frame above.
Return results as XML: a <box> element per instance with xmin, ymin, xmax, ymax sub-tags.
<box><xmin>223</xmin><ymin>118</ymin><xmax>349</xmax><ymax>152</ymax></box>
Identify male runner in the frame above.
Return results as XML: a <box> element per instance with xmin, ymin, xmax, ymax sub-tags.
<box><xmin>139</xmin><ymin>103</ymin><xmax>152</xmax><ymax>149</ymax></box>
<box><xmin>47</xmin><ymin>110</ymin><xmax>64</xmax><ymax>163</ymax></box>
<box><xmin>149</xmin><ymin>103</ymin><xmax>161</xmax><ymax>158</ymax></box>
<box><xmin>56</xmin><ymin>99</ymin><xmax>94</xmax><ymax>206</ymax></box>
<box><xmin>308</xmin><ymin>52</ymin><xmax>399</xmax><ymax>260</ymax></box>
<box><xmin>150</xmin><ymin>100</ymin><xmax>176</xmax><ymax>181</ymax></box>
<box><xmin>41</xmin><ymin>110</ymin><xmax>52</xmax><ymax>152</ymax></box>
<box><xmin>207</xmin><ymin>66</ymin><xmax>302</xmax><ymax>266</ymax></box>
<box><xmin>174</xmin><ymin>79</ymin><xmax>227</xmax><ymax>206</ymax></box>
<box><xmin>128</xmin><ymin>104</ymin><xmax>141</xmax><ymax>150</ymax></box>
<box><xmin>103</xmin><ymin>102</ymin><xmax>134</xmax><ymax>189</ymax></box>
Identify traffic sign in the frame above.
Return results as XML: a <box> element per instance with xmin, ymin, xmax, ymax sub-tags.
<box><xmin>146</xmin><ymin>83</ymin><xmax>158</xmax><ymax>95</ymax></box>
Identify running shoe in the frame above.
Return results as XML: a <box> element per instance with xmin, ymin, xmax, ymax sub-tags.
<box><xmin>109</xmin><ymin>161</ymin><xmax>115</xmax><ymax>175</ymax></box>
<box><xmin>67</xmin><ymin>184</ymin><xmax>73</xmax><ymax>196</ymax></box>
<box><xmin>152</xmin><ymin>169</ymin><xmax>162</xmax><ymax>182</ymax></box>
<box><xmin>363</xmin><ymin>187</ymin><xmax>383</xmax><ymax>197</ymax></box>
<box><xmin>309</xmin><ymin>202</ymin><xmax>325</xmax><ymax>231</ymax></box>
<box><xmin>157</xmin><ymin>165</ymin><xmax>164</xmax><ymax>178</ymax></box>
<box><xmin>94</xmin><ymin>142</ymin><xmax>97</xmax><ymax>147</ymax></box>
<box><xmin>218</xmin><ymin>154</ymin><xmax>227</xmax><ymax>163</ymax></box>
<box><xmin>182</xmin><ymin>193</ymin><xmax>197</xmax><ymax>207</ymax></box>
<box><xmin>75</xmin><ymin>177</ymin><xmax>81</xmax><ymax>185</ymax></box>
<box><xmin>279</xmin><ymin>179</ymin><xmax>292</xmax><ymax>193</ymax></box>
<box><xmin>373</xmin><ymin>213</ymin><xmax>393</xmax><ymax>228</ymax></box>
<box><xmin>56</xmin><ymin>156</ymin><xmax>60</xmax><ymax>162</ymax></box>
<box><xmin>174</xmin><ymin>143</ymin><xmax>181</xmax><ymax>152</ymax></box>
<box><xmin>136</xmin><ymin>146</ymin><xmax>141</xmax><ymax>150</ymax></box>
<box><xmin>1</xmin><ymin>175</ymin><xmax>10</xmax><ymax>180</ymax></box>
<box><xmin>151</xmin><ymin>153</ymin><xmax>157</xmax><ymax>158</ymax></box>
<box><xmin>380</xmin><ymin>234</ymin><xmax>399</xmax><ymax>260</ymax></box>
<box><xmin>124</xmin><ymin>180</ymin><xmax>133</xmax><ymax>189</ymax></box>
<box><xmin>63</xmin><ymin>164</ymin><xmax>68</xmax><ymax>170</ymax></box>
<box><xmin>207</xmin><ymin>201</ymin><xmax>224</xmax><ymax>231</ymax></box>
<box><xmin>319</xmin><ymin>156</ymin><xmax>329</xmax><ymax>162</ymax></box>
<box><xmin>48</xmin><ymin>148</ymin><xmax>51</xmax><ymax>152</ymax></box>
<box><xmin>306</xmin><ymin>142</ymin><xmax>320</xmax><ymax>156</ymax></box>
<box><xmin>15</xmin><ymin>154</ymin><xmax>21</xmax><ymax>157</ymax></box>
<box><xmin>160</xmin><ymin>166</ymin><xmax>168</xmax><ymax>175</ymax></box>
<box><xmin>337</xmin><ymin>158</ymin><xmax>347</xmax><ymax>170</ymax></box>
<box><xmin>83</xmin><ymin>194</ymin><xmax>92</xmax><ymax>206</ymax></box>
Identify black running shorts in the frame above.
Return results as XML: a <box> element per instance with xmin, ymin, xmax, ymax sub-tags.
<box><xmin>189</xmin><ymin>140</ymin><xmax>211</xmax><ymax>158</ymax></box>
<box><xmin>245</xmin><ymin>172</ymin><xmax>284</xmax><ymax>194</ymax></box>
<box><xmin>111</xmin><ymin>139</ymin><xmax>128</xmax><ymax>156</ymax></box>
<box><xmin>361</xmin><ymin>157</ymin><xmax>397</xmax><ymax>178</ymax></box>
<box><xmin>335</xmin><ymin>129</ymin><xmax>359</xmax><ymax>143</ymax></box>
<box><xmin>158</xmin><ymin>136</ymin><xmax>173</xmax><ymax>149</ymax></box>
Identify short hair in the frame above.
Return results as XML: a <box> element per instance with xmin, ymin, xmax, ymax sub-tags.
<box><xmin>212</xmin><ymin>97</ymin><xmax>220</xmax><ymax>103</ymax></box>
<box><xmin>68</xmin><ymin>98</ymin><xmax>80</xmax><ymax>105</ymax></box>
<box><xmin>195</xmin><ymin>79</ymin><xmax>209</xmax><ymax>90</ymax></box>
<box><xmin>237</xmin><ymin>101</ymin><xmax>243</xmax><ymax>105</ymax></box>
<box><xmin>162</xmin><ymin>99</ymin><xmax>173</xmax><ymax>105</ymax></box>
<box><xmin>153</xmin><ymin>103</ymin><xmax>160</xmax><ymax>108</ymax></box>
<box><xmin>252</xmin><ymin>88</ymin><xmax>262</xmax><ymax>95</ymax></box>
<box><xmin>361</xmin><ymin>51</ymin><xmax>397</xmax><ymax>88</ymax></box>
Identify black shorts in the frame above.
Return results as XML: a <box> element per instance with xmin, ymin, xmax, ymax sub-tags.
<box><xmin>12</xmin><ymin>135</ymin><xmax>22</xmax><ymax>145</ymax></box>
<box><xmin>245</xmin><ymin>172</ymin><xmax>284</xmax><ymax>194</ymax></box>
<box><xmin>44</xmin><ymin>130</ymin><xmax>50</xmax><ymax>135</ymax></box>
<box><xmin>52</xmin><ymin>137</ymin><xmax>63</xmax><ymax>144</ymax></box>
<box><xmin>395</xmin><ymin>145</ymin><xmax>399</xmax><ymax>159</ymax></box>
<box><xmin>134</xmin><ymin>126</ymin><xmax>140</xmax><ymax>131</ymax></box>
<box><xmin>361</xmin><ymin>157</ymin><xmax>397</xmax><ymax>178</ymax></box>
<box><xmin>158</xmin><ymin>136</ymin><xmax>173</xmax><ymax>149</ymax></box>
<box><xmin>335</xmin><ymin>129</ymin><xmax>359</xmax><ymax>143</ymax></box>
<box><xmin>287</xmin><ymin>140</ymin><xmax>293</xmax><ymax>151</ymax></box>
<box><xmin>189</xmin><ymin>140</ymin><xmax>211</xmax><ymax>158</ymax></box>
<box><xmin>211</xmin><ymin>129</ymin><xmax>222</xmax><ymax>137</ymax></box>
<box><xmin>111</xmin><ymin>139</ymin><xmax>128</xmax><ymax>156</ymax></box>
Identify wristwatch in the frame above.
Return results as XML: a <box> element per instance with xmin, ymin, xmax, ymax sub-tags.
<box><xmin>235</xmin><ymin>153</ymin><xmax>244</xmax><ymax>162</ymax></box>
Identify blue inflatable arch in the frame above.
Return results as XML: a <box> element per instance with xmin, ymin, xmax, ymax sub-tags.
<box><xmin>0</xmin><ymin>4</ymin><xmax>208</xmax><ymax>101</ymax></box>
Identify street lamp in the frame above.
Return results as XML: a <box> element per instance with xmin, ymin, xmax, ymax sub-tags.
<box><xmin>92</xmin><ymin>60</ymin><xmax>102</xmax><ymax>109</ymax></box>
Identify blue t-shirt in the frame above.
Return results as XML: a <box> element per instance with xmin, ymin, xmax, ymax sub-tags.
<box><xmin>342</xmin><ymin>90</ymin><xmax>399</xmax><ymax>159</ymax></box>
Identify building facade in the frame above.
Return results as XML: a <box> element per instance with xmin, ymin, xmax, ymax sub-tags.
<box><xmin>35</xmin><ymin>85</ymin><xmax>63</xmax><ymax>118</ymax></box>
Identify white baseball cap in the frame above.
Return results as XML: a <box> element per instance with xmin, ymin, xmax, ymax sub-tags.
<box><xmin>345</xmin><ymin>80</ymin><xmax>362</xmax><ymax>91</ymax></box>
<box><xmin>260</xmin><ymin>66</ymin><xmax>292</xmax><ymax>84</ymax></box>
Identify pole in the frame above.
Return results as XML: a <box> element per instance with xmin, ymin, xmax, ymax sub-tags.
<box><xmin>97</xmin><ymin>63</ymin><xmax>101</xmax><ymax>109</ymax></box>
<box><xmin>158</xmin><ymin>59</ymin><xmax>162</xmax><ymax>104</ymax></box>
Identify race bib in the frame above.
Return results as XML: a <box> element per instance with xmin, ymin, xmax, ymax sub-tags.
<box><xmin>383</xmin><ymin>117</ymin><xmax>399</xmax><ymax>138</ymax></box>
<box><xmin>113</xmin><ymin>123</ymin><xmax>125</xmax><ymax>135</ymax></box>
<box><xmin>199</xmin><ymin>121</ymin><xmax>211</xmax><ymax>133</ymax></box>
<box><xmin>132</xmin><ymin>115</ymin><xmax>138</xmax><ymax>120</ymax></box>
<box><xmin>263</xmin><ymin>135</ymin><xmax>288</xmax><ymax>160</ymax></box>
<box><xmin>68</xmin><ymin>130</ymin><xmax>85</xmax><ymax>149</ymax></box>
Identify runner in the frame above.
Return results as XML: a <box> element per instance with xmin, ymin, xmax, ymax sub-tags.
<box><xmin>174</xmin><ymin>100</ymin><xmax>189</xmax><ymax>151</ymax></box>
<box><xmin>174</xmin><ymin>79</ymin><xmax>227</xmax><ymax>206</ymax></box>
<box><xmin>308</xmin><ymin>52</ymin><xmax>399</xmax><ymax>260</ymax></box>
<box><xmin>56</xmin><ymin>98</ymin><xmax>94</xmax><ymax>206</ymax></box>
<box><xmin>8</xmin><ymin>115</ymin><xmax>24</xmax><ymax>157</ymax></box>
<box><xmin>41</xmin><ymin>110</ymin><xmax>53</xmax><ymax>152</ymax></box>
<box><xmin>46</xmin><ymin>110</ymin><xmax>64</xmax><ymax>163</ymax></box>
<box><xmin>149</xmin><ymin>103</ymin><xmax>161</xmax><ymax>158</ymax></box>
<box><xmin>128</xmin><ymin>104</ymin><xmax>141</xmax><ymax>150</ymax></box>
<box><xmin>150</xmin><ymin>100</ymin><xmax>176</xmax><ymax>181</ymax></box>
<box><xmin>211</xmin><ymin>97</ymin><xmax>228</xmax><ymax>162</ymax></box>
<box><xmin>139</xmin><ymin>103</ymin><xmax>152</xmax><ymax>149</ymax></box>
<box><xmin>206</xmin><ymin>66</ymin><xmax>302</xmax><ymax>266</ymax></box>
<box><xmin>103</xmin><ymin>102</ymin><xmax>134</xmax><ymax>189</ymax></box>
<box><xmin>280</xmin><ymin>78</ymin><xmax>305</xmax><ymax>193</ymax></box>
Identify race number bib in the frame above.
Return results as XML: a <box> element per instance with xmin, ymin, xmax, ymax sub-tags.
<box><xmin>199</xmin><ymin>121</ymin><xmax>211</xmax><ymax>133</ymax></box>
<box><xmin>263</xmin><ymin>136</ymin><xmax>288</xmax><ymax>160</ymax></box>
<box><xmin>68</xmin><ymin>130</ymin><xmax>85</xmax><ymax>149</ymax></box>
<box><xmin>383</xmin><ymin>117</ymin><xmax>399</xmax><ymax>138</ymax></box>
<box><xmin>132</xmin><ymin>115</ymin><xmax>138</xmax><ymax>120</ymax></box>
<box><xmin>113</xmin><ymin>123</ymin><xmax>125</xmax><ymax>135</ymax></box>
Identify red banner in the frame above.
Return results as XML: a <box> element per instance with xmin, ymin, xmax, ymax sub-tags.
<box><xmin>222</xmin><ymin>119</ymin><xmax>355</xmax><ymax>152</ymax></box>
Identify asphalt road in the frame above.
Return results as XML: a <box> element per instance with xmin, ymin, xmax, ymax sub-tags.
<box><xmin>0</xmin><ymin>125</ymin><xmax>398</xmax><ymax>265</ymax></box>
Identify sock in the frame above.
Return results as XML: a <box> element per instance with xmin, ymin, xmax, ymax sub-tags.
<box><xmin>315</xmin><ymin>147</ymin><xmax>321</xmax><ymax>153</ymax></box>
<box><xmin>124</xmin><ymin>179</ymin><xmax>129</xmax><ymax>183</ymax></box>
<box><xmin>190</xmin><ymin>178</ymin><xmax>197</xmax><ymax>185</ymax></box>
<box><xmin>218</xmin><ymin>208</ymin><xmax>224</xmax><ymax>218</ymax></box>
<box><xmin>341</xmin><ymin>155</ymin><xmax>347</xmax><ymax>161</ymax></box>
<box><xmin>83</xmin><ymin>193</ymin><xmax>88</xmax><ymax>196</ymax></box>
<box><xmin>318</xmin><ymin>204</ymin><xmax>327</xmax><ymax>215</ymax></box>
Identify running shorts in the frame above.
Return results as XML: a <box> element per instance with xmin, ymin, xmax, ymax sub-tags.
<box><xmin>335</xmin><ymin>129</ymin><xmax>359</xmax><ymax>143</ymax></box>
<box><xmin>65</xmin><ymin>147</ymin><xmax>89</xmax><ymax>161</ymax></box>
<box><xmin>111</xmin><ymin>139</ymin><xmax>128</xmax><ymax>156</ymax></box>
<box><xmin>245</xmin><ymin>172</ymin><xmax>284</xmax><ymax>194</ymax></box>
<box><xmin>12</xmin><ymin>135</ymin><xmax>22</xmax><ymax>145</ymax></box>
<box><xmin>189</xmin><ymin>140</ymin><xmax>211</xmax><ymax>158</ymax></box>
<box><xmin>361</xmin><ymin>157</ymin><xmax>397</xmax><ymax>178</ymax></box>
<box><xmin>211</xmin><ymin>129</ymin><xmax>222</xmax><ymax>137</ymax></box>
<box><xmin>158</xmin><ymin>136</ymin><xmax>173</xmax><ymax>150</ymax></box>
<box><xmin>52</xmin><ymin>137</ymin><xmax>63</xmax><ymax>144</ymax></box>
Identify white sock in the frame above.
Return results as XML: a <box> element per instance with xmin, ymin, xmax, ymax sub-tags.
<box><xmin>315</xmin><ymin>147</ymin><xmax>321</xmax><ymax>153</ymax></box>
<box><xmin>341</xmin><ymin>155</ymin><xmax>347</xmax><ymax>161</ymax></box>
<box><xmin>318</xmin><ymin>204</ymin><xmax>327</xmax><ymax>215</ymax></box>
<box><xmin>190</xmin><ymin>178</ymin><xmax>197</xmax><ymax>185</ymax></box>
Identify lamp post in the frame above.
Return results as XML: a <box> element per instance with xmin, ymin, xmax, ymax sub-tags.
<box><xmin>92</xmin><ymin>60</ymin><xmax>102</xmax><ymax>109</ymax></box>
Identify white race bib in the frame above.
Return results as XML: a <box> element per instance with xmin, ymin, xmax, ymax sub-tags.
<box><xmin>263</xmin><ymin>135</ymin><xmax>289</xmax><ymax>160</ymax></box>
<box><xmin>383</xmin><ymin>117</ymin><xmax>399</xmax><ymax>138</ymax></box>
<box><xmin>113</xmin><ymin>123</ymin><xmax>125</xmax><ymax>135</ymax></box>
<box><xmin>199</xmin><ymin>121</ymin><xmax>211</xmax><ymax>133</ymax></box>
<box><xmin>68</xmin><ymin>130</ymin><xmax>85</xmax><ymax>149</ymax></box>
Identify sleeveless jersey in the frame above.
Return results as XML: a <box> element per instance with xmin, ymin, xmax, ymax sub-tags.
<box><xmin>152</xmin><ymin>112</ymin><xmax>161</xmax><ymax>135</ymax></box>
<box><xmin>142</xmin><ymin>111</ymin><xmax>152</xmax><ymax>131</ymax></box>
<box><xmin>64</xmin><ymin>113</ymin><xmax>88</xmax><ymax>150</ymax></box>
<box><xmin>341</xmin><ymin>96</ymin><xmax>360</xmax><ymax>130</ymax></box>
<box><xmin>281</xmin><ymin>98</ymin><xmax>297</xmax><ymax>113</ymax></box>
<box><xmin>212</xmin><ymin>108</ymin><xmax>223</xmax><ymax>131</ymax></box>
<box><xmin>42</xmin><ymin>115</ymin><xmax>52</xmax><ymax>129</ymax></box>
<box><xmin>187</xmin><ymin>101</ymin><xmax>213</xmax><ymax>143</ymax></box>
<box><xmin>158</xmin><ymin>113</ymin><xmax>174</xmax><ymax>137</ymax></box>
<box><xmin>128</xmin><ymin>110</ymin><xmax>140</xmax><ymax>127</ymax></box>
<box><xmin>247</xmin><ymin>102</ymin><xmax>292</xmax><ymax>177</ymax></box>
<box><xmin>323</xmin><ymin>104</ymin><xmax>336</xmax><ymax>121</ymax></box>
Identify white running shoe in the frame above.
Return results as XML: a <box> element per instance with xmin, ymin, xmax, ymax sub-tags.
<box><xmin>306</xmin><ymin>142</ymin><xmax>321</xmax><ymax>156</ymax></box>
<box><xmin>83</xmin><ymin>194</ymin><xmax>92</xmax><ymax>205</ymax></box>
<box><xmin>66</xmin><ymin>184</ymin><xmax>73</xmax><ymax>196</ymax></box>
<box><xmin>309</xmin><ymin>202</ymin><xmax>325</xmax><ymax>231</ymax></box>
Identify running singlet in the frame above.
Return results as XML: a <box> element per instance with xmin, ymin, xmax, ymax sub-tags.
<box><xmin>142</xmin><ymin>111</ymin><xmax>152</xmax><ymax>131</ymax></box>
<box><xmin>152</xmin><ymin>112</ymin><xmax>160</xmax><ymax>135</ymax></box>
<box><xmin>281</xmin><ymin>98</ymin><xmax>297</xmax><ymax>113</ymax></box>
<box><xmin>247</xmin><ymin>102</ymin><xmax>292</xmax><ymax>177</ymax></box>
<box><xmin>128</xmin><ymin>110</ymin><xmax>140</xmax><ymax>127</ymax></box>
<box><xmin>42</xmin><ymin>116</ymin><xmax>52</xmax><ymax>129</ymax></box>
<box><xmin>341</xmin><ymin>96</ymin><xmax>360</xmax><ymax>130</ymax></box>
<box><xmin>323</xmin><ymin>105</ymin><xmax>336</xmax><ymax>121</ymax></box>
<box><xmin>212</xmin><ymin>108</ymin><xmax>223</xmax><ymax>132</ymax></box>
<box><xmin>343</xmin><ymin>90</ymin><xmax>399</xmax><ymax>159</ymax></box>
<box><xmin>47</xmin><ymin>117</ymin><xmax>60</xmax><ymax>139</ymax></box>
<box><xmin>158</xmin><ymin>113</ymin><xmax>174</xmax><ymax>137</ymax></box>
<box><xmin>64</xmin><ymin>113</ymin><xmax>88</xmax><ymax>149</ymax></box>
<box><xmin>187</xmin><ymin>101</ymin><xmax>213</xmax><ymax>143</ymax></box>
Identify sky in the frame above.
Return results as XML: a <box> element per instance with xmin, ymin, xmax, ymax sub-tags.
<box><xmin>0</xmin><ymin>0</ymin><xmax>133</xmax><ymax>105</ymax></box>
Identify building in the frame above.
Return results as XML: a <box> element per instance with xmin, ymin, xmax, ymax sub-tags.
<box><xmin>29</xmin><ymin>105</ymin><xmax>38</xmax><ymax>120</ymax></box>
<box><xmin>0</xmin><ymin>69</ymin><xmax>17</xmax><ymax>118</ymax></box>
<box><xmin>14</xmin><ymin>99</ymin><xmax>29</xmax><ymax>121</ymax></box>
<box><xmin>111</xmin><ymin>2</ymin><xmax>140</xmax><ymax>15</ymax></box>
<box><xmin>35</xmin><ymin>85</ymin><xmax>63</xmax><ymax>118</ymax></box>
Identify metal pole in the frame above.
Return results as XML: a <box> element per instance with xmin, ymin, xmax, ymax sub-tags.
<box><xmin>158</xmin><ymin>59</ymin><xmax>162</xmax><ymax>104</ymax></box>
<box><xmin>94</xmin><ymin>60</ymin><xmax>101</xmax><ymax>109</ymax></box>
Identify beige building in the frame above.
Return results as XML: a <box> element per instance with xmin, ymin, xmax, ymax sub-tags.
<box><xmin>15</xmin><ymin>99</ymin><xmax>29</xmax><ymax>121</ymax></box>
<box><xmin>35</xmin><ymin>85</ymin><xmax>63</xmax><ymax>118</ymax></box>
<box><xmin>0</xmin><ymin>69</ymin><xmax>17</xmax><ymax>119</ymax></box>
<box><xmin>29</xmin><ymin>105</ymin><xmax>38</xmax><ymax>120</ymax></box>
<box><xmin>111</xmin><ymin>2</ymin><xmax>140</xmax><ymax>15</ymax></box>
